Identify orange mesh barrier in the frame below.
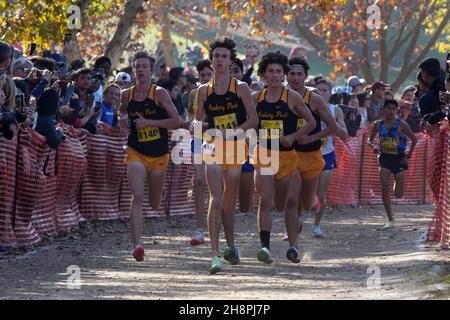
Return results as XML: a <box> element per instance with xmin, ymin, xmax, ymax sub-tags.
<box><xmin>0</xmin><ymin>122</ymin><xmax>446</xmax><ymax>248</ymax></box>
<box><xmin>427</xmin><ymin>121</ymin><xmax>450</xmax><ymax>247</ymax></box>
<box><xmin>0</xmin><ymin>135</ymin><xmax>18</xmax><ymax>246</ymax></box>
<box><xmin>54</xmin><ymin>124</ymin><xmax>88</xmax><ymax>229</ymax></box>
<box><xmin>13</xmin><ymin>128</ymin><xmax>48</xmax><ymax>247</ymax></box>
<box><xmin>80</xmin><ymin>124</ymin><xmax>128</xmax><ymax>220</ymax></box>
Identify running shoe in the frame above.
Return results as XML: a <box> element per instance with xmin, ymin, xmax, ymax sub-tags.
<box><xmin>257</xmin><ymin>247</ymin><xmax>273</xmax><ymax>264</ymax></box>
<box><xmin>132</xmin><ymin>245</ymin><xmax>145</xmax><ymax>262</ymax></box>
<box><xmin>190</xmin><ymin>231</ymin><xmax>205</xmax><ymax>246</ymax></box>
<box><xmin>312</xmin><ymin>226</ymin><xmax>324</xmax><ymax>238</ymax></box>
<box><xmin>223</xmin><ymin>246</ymin><xmax>240</xmax><ymax>265</ymax></box>
<box><xmin>286</xmin><ymin>246</ymin><xmax>301</xmax><ymax>263</ymax></box>
<box><xmin>210</xmin><ymin>256</ymin><xmax>222</xmax><ymax>274</ymax></box>
<box><xmin>382</xmin><ymin>220</ymin><xmax>396</xmax><ymax>230</ymax></box>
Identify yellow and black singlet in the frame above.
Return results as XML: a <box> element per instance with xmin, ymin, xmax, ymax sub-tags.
<box><xmin>204</xmin><ymin>78</ymin><xmax>247</xmax><ymax>132</ymax></box>
<box><xmin>294</xmin><ymin>89</ymin><xmax>322</xmax><ymax>152</ymax></box>
<box><xmin>257</xmin><ymin>87</ymin><xmax>298</xmax><ymax>151</ymax></box>
<box><xmin>127</xmin><ymin>84</ymin><xmax>169</xmax><ymax>157</ymax></box>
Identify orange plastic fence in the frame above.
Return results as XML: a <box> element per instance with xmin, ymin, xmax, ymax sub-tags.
<box><xmin>324</xmin><ymin>127</ymin><xmax>434</xmax><ymax>206</ymax></box>
<box><xmin>427</xmin><ymin>121</ymin><xmax>450</xmax><ymax>247</ymax></box>
<box><xmin>0</xmin><ymin>123</ymin><xmax>446</xmax><ymax>248</ymax></box>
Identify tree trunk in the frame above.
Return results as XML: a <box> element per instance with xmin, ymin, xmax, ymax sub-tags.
<box><xmin>104</xmin><ymin>0</ymin><xmax>144</xmax><ymax>70</ymax></box>
<box><xmin>216</xmin><ymin>17</ymin><xmax>229</xmax><ymax>38</ymax></box>
<box><xmin>159</xmin><ymin>4</ymin><xmax>176</xmax><ymax>69</ymax></box>
<box><xmin>390</xmin><ymin>5</ymin><xmax>449</xmax><ymax>93</ymax></box>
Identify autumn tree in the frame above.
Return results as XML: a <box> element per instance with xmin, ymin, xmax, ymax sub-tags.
<box><xmin>212</xmin><ymin>0</ymin><xmax>449</xmax><ymax>92</ymax></box>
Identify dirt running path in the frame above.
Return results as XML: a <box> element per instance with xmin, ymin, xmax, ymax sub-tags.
<box><xmin>1</xmin><ymin>204</ymin><xmax>449</xmax><ymax>300</ymax></box>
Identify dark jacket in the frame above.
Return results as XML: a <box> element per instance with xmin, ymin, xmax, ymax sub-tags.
<box><xmin>0</xmin><ymin>106</ymin><xmax>16</xmax><ymax>140</ymax></box>
<box><xmin>35</xmin><ymin>88</ymin><xmax>65</xmax><ymax>149</ymax></box>
<box><xmin>419</xmin><ymin>75</ymin><xmax>445</xmax><ymax>118</ymax></box>
<box><xmin>35</xmin><ymin>115</ymin><xmax>64</xmax><ymax>149</ymax></box>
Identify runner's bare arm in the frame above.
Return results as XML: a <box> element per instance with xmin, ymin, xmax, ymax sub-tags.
<box><xmin>299</xmin><ymin>93</ymin><xmax>337</xmax><ymax>144</ymax></box>
<box><xmin>334</xmin><ymin>106</ymin><xmax>349</xmax><ymax>140</ymax></box>
<box><xmin>186</xmin><ymin>89</ymin><xmax>196</xmax><ymax>122</ymax></box>
<box><xmin>251</xmin><ymin>90</ymin><xmax>263</xmax><ymax>110</ymax></box>
<box><xmin>147</xmin><ymin>86</ymin><xmax>181</xmax><ymax>129</ymax></box>
<box><xmin>279</xmin><ymin>91</ymin><xmax>315</xmax><ymax>148</ymax></box>
<box><xmin>236</xmin><ymin>81</ymin><xmax>258</xmax><ymax>131</ymax></box>
<box><xmin>290</xmin><ymin>90</ymin><xmax>315</xmax><ymax>139</ymax></box>
<box><xmin>117</xmin><ymin>88</ymin><xmax>130</xmax><ymax>129</ymax></box>
<box><xmin>195</xmin><ymin>84</ymin><xmax>207</xmax><ymax>122</ymax></box>
<box><xmin>368</xmin><ymin>121</ymin><xmax>380</xmax><ymax>153</ymax></box>
<box><xmin>133</xmin><ymin>87</ymin><xmax>180</xmax><ymax>130</ymax></box>
<box><xmin>401</xmin><ymin>120</ymin><xmax>417</xmax><ymax>158</ymax></box>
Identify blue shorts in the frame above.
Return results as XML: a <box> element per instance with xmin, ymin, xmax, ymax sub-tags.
<box><xmin>322</xmin><ymin>151</ymin><xmax>337</xmax><ymax>171</ymax></box>
<box><xmin>241</xmin><ymin>160</ymin><xmax>255</xmax><ymax>173</ymax></box>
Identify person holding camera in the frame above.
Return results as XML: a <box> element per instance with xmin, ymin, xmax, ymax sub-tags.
<box><xmin>418</xmin><ymin>57</ymin><xmax>446</xmax><ymax>126</ymax></box>
<box><xmin>62</xmin><ymin>68</ymin><xmax>99</xmax><ymax>130</ymax></box>
<box><xmin>0</xmin><ymin>87</ymin><xmax>18</xmax><ymax>140</ymax></box>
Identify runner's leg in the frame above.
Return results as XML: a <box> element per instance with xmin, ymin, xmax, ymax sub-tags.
<box><xmin>380</xmin><ymin>167</ymin><xmax>394</xmax><ymax>221</ymax></box>
<box><xmin>127</xmin><ymin>161</ymin><xmax>147</xmax><ymax>248</ymax></box>
<box><xmin>148</xmin><ymin>169</ymin><xmax>166</xmax><ymax>210</ymax></box>
<box><xmin>205</xmin><ymin>164</ymin><xmax>224</xmax><ymax>257</ymax></box>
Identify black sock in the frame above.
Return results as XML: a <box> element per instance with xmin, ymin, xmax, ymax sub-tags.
<box><xmin>260</xmin><ymin>231</ymin><xmax>271</xmax><ymax>250</ymax></box>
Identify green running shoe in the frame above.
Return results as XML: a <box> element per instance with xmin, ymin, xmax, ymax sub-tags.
<box><xmin>257</xmin><ymin>247</ymin><xmax>273</xmax><ymax>264</ymax></box>
<box><xmin>223</xmin><ymin>246</ymin><xmax>240</xmax><ymax>265</ymax></box>
<box><xmin>210</xmin><ymin>256</ymin><xmax>222</xmax><ymax>274</ymax></box>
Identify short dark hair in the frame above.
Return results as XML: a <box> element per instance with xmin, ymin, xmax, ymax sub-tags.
<box><xmin>288</xmin><ymin>56</ymin><xmax>310</xmax><ymax>75</ymax></box>
<box><xmin>329</xmin><ymin>92</ymin><xmax>343</xmax><ymax>105</ymax></box>
<box><xmin>419</xmin><ymin>57</ymin><xmax>441</xmax><ymax>78</ymax></box>
<box><xmin>233</xmin><ymin>58</ymin><xmax>244</xmax><ymax>74</ymax></box>
<box><xmin>0</xmin><ymin>41</ymin><xmax>12</xmax><ymax>65</ymax></box>
<box><xmin>383</xmin><ymin>99</ymin><xmax>398</xmax><ymax>109</ymax></box>
<box><xmin>33</xmin><ymin>57</ymin><xmax>56</xmax><ymax>72</ymax></box>
<box><xmin>196</xmin><ymin>59</ymin><xmax>213</xmax><ymax>73</ymax></box>
<box><xmin>257</xmin><ymin>51</ymin><xmax>289</xmax><ymax>76</ymax></box>
<box><xmin>315</xmin><ymin>79</ymin><xmax>333</xmax><ymax>91</ymax></box>
<box><xmin>356</xmin><ymin>92</ymin><xmax>369</xmax><ymax>107</ymax></box>
<box><xmin>169</xmin><ymin>67</ymin><xmax>185</xmax><ymax>82</ymax></box>
<box><xmin>74</xmin><ymin>68</ymin><xmax>92</xmax><ymax>80</ymax></box>
<box><xmin>132</xmin><ymin>51</ymin><xmax>156</xmax><ymax>69</ymax></box>
<box><xmin>157</xmin><ymin>78</ymin><xmax>176</xmax><ymax>92</ymax></box>
<box><xmin>209</xmin><ymin>36</ymin><xmax>237</xmax><ymax>61</ymax></box>
<box><xmin>94</xmin><ymin>56</ymin><xmax>112</xmax><ymax>69</ymax></box>
<box><xmin>71</xmin><ymin>59</ymin><xmax>85</xmax><ymax>72</ymax></box>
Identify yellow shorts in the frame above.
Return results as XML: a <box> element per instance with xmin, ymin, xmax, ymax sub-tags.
<box><xmin>124</xmin><ymin>147</ymin><xmax>169</xmax><ymax>172</ymax></box>
<box><xmin>296</xmin><ymin>149</ymin><xmax>325</xmax><ymax>179</ymax></box>
<box><xmin>202</xmin><ymin>138</ymin><xmax>248</xmax><ymax>170</ymax></box>
<box><xmin>251</xmin><ymin>146</ymin><xmax>298</xmax><ymax>179</ymax></box>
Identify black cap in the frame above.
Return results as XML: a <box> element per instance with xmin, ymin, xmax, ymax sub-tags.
<box><xmin>419</xmin><ymin>57</ymin><xmax>441</xmax><ymax>77</ymax></box>
<box><xmin>186</xmin><ymin>73</ymin><xmax>197</xmax><ymax>84</ymax></box>
<box><xmin>92</xmin><ymin>69</ymin><xmax>105</xmax><ymax>80</ymax></box>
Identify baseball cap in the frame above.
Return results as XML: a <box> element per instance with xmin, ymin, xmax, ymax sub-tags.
<box><xmin>347</xmin><ymin>75</ymin><xmax>365</xmax><ymax>88</ymax></box>
<box><xmin>185</xmin><ymin>73</ymin><xmax>198</xmax><ymax>84</ymax></box>
<box><xmin>92</xmin><ymin>69</ymin><xmax>105</xmax><ymax>80</ymax></box>
<box><xmin>115</xmin><ymin>72</ymin><xmax>131</xmax><ymax>82</ymax></box>
<box><xmin>371</xmin><ymin>81</ymin><xmax>389</xmax><ymax>91</ymax></box>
